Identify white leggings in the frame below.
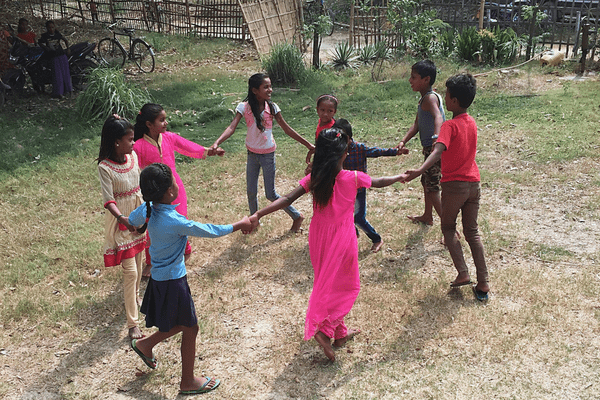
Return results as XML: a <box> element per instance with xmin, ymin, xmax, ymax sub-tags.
<box><xmin>122</xmin><ymin>252</ymin><xmax>143</xmax><ymax>329</ymax></box>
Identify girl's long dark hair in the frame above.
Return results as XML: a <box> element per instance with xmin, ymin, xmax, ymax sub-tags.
<box><xmin>134</xmin><ymin>103</ymin><xmax>164</xmax><ymax>141</ymax></box>
<box><xmin>97</xmin><ymin>115</ymin><xmax>134</xmax><ymax>164</ymax></box>
<box><xmin>136</xmin><ymin>163</ymin><xmax>173</xmax><ymax>234</ymax></box>
<box><xmin>246</xmin><ymin>73</ymin><xmax>275</xmax><ymax>132</ymax></box>
<box><xmin>310</xmin><ymin>127</ymin><xmax>348</xmax><ymax>208</ymax></box>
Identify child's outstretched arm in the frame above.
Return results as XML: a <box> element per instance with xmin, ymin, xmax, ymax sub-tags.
<box><xmin>232</xmin><ymin>216</ymin><xmax>252</xmax><ymax>234</ymax></box>
<box><xmin>274</xmin><ymin>113</ymin><xmax>315</xmax><ymax>153</ymax></box>
<box><xmin>401</xmin><ymin>142</ymin><xmax>445</xmax><ymax>182</ymax></box>
<box><xmin>249</xmin><ymin>185</ymin><xmax>306</xmax><ymax>232</ymax></box>
<box><xmin>371</xmin><ymin>174</ymin><xmax>409</xmax><ymax>188</ymax></box>
<box><xmin>398</xmin><ymin>114</ymin><xmax>419</xmax><ymax>151</ymax></box>
<box><xmin>208</xmin><ymin>113</ymin><xmax>243</xmax><ymax>153</ymax></box>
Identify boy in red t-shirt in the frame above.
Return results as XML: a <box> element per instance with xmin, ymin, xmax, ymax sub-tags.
<box><xmin>400</xmin><ymin>73</ymin><xmax>489</xmax><ymax>302</ymax></box>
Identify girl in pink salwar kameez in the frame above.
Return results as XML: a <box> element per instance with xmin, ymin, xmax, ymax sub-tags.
<box><xmin>133</xmin><ymin>103</ymin><xmax>224</xmax><ymax>275</ymax></box>
<box><xmin>248</xmin><ymin>127</ymin><xmax>406</xmax><ymax>361</ymax></box>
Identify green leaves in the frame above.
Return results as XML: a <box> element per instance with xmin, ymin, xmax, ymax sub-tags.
<box><xmin>76</xmin><ymin>67</ymin><xmax>151</xmax><ymax>121</ymax></box>
<box><xmin>261</xmin><ymin>42</ymin><xmax>307</xmax><ymax>85</ymax></box>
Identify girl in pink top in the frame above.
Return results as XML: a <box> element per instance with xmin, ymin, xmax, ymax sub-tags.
<box><xmin>247</xmin><ymin>128</ymin><xmax>406</xmax><ymax>362</ymax></box>
<box><xmin>209</xmin><ymin>73</ymin><xmax>315</xmax><ymax>233</ymax></box>
<box><xmin>133</xmin><ymin>103</ymin><xmax>224</xmax><ymax>275</ymax></box>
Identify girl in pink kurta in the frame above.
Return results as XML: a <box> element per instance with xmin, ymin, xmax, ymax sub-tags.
<box><xmin>248</xmin><ymin>128</ymin><xmax>406</xmax><ymax>361</ymax></box>
<box><xmin>133</xmin><ymin>103</ymin><xmax>224</xmax><ymax>275</ymax></box>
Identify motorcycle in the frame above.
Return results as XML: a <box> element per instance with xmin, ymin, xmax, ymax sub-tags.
<box><xmin>3</xmin><ymin>32</ymin><xmax>98</xmax><ymax>94</ymax></box>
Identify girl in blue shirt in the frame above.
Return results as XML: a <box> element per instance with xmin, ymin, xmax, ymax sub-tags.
<box><xmin>129</xmin><ymin>163</ymin><xmax>251</xmax><ymax>395</ymax></box>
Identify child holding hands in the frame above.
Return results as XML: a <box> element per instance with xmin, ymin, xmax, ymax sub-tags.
<box><xmin>401</xmin><ymin>73</ymin><xmax>489</xmax><ymax>300</ymax></box>
<box><xmin>128</xmin><ymin>163</ymin><xmax>251</xmax><ymax>394</ymax></box>
<box><xmin>97</xmin><ymin>115</ymin><xmax>146</xmax><ymax>339</ymax></box>
<box><xmin>398</xmin><ymin>60</ymin><xmax>446</xmax><ymax>227</ymax></box>
<box><xmin>133</xmin><ymin>103</ymin><xmax>224</xmax><ymax>276</ymax></box>
<box><xmin>336</xmin><ymin>118</ymin><xmax>408</xmax><ymax>253</ymax></box>
<box><xmin>248</xmin><ymin>128</ymin><xmax>407</xmax><ymax>361</ymax></box>
<box><xmin>209</xmin><ymin>73</ymin><xmax>315</xmax><ymax>233</ymax></box>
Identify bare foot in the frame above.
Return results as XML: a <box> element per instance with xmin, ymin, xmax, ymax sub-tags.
<box><xmin>129</xmin><ymin>326</ymin><xmax>144</xmax><ymax>339</ymax></box>
<box><xmin>371</xmin><ymin>241</ymin><xmax>383</xmax><ymax>253</ymax></box>
<box><xmin>142</xmin><ymin>263</ymin><xmax>151</xmax><ymax>278</ymax></box>
<box><xmin>290</xmin><ymin>215</ymin><xmax>304</xmax><ymax>233</ymax></box>
<box><xmin>314</xmin><ymin>331</ymin><xmax>335</xmax><ymax>361</ymax></box>
<box><xmin>333</xmin><ymin>328</ymin><xmax>361</xmax><ymax>348</ymax></box>
<box><xmin>407</xmin><ymin>215</ymin><xmax>433</xmax><ymax>226</ymax></box>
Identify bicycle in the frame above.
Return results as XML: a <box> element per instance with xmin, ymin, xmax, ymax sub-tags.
<box><xmin>97</xmin><ymin>23</ymin><xmax>155</xmax><ymax>73</ymax></box>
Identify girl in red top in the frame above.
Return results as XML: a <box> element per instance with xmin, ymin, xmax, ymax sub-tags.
<box><xmin>17</xmin><ymin>18</ymin><xmax>36</xmax><ymax>44</ymax></box>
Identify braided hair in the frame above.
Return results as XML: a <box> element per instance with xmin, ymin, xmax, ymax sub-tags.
<box><xmin>246</xmin><ymin>73</ymin><xmax>276</xmax><ymax>132</ymax></box>
<box><xmin>136</xmin><ymin>163</ymin><xmax>173</xmax><ymax>234</ymax></box>
<box><xmin>310</xmin><ymin>127</ymin><xmax>349</xmax><ymax>208</ymax></box>
<box><xmin>134</xmin><ymin>103</ymin><xmax>164</xmax><ymax>141</ymax></box>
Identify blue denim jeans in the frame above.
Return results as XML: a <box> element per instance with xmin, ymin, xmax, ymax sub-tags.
<box><xmin>246</xmin><ymin>151</ymin><xmax>301</xmax><ymax>220</ymax></box>
<box><xmin>354</xmin><ymin>189</ymin><xmax>381</xmax><ymax>244</ymax></box>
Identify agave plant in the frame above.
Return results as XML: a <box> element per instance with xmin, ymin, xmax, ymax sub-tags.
<box><xmin>357</xmin><ymin>44</ymin><xmax>377</xmax><ymax>65</ymax></box>
<box><xmin>329</xmin><ymin>41</ymin><xmax>356</xmax><ymax>69</ymax></box>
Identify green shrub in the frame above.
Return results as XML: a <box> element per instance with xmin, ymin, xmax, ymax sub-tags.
<box><xmin>330</xmin><ymin>41</ymin><xmax>356</xmax><ymax>69</ymax></box>
<box><xmin>440</xmin><ymin>29</ymin><xmax>456</xmax><ymax>57</ymax></box>
<box><xmin>456</xmin><ymin>26</ymin><xmax>481</xmax><ymax>62</ymax></box>
<box><xmin>357</xmin><ymin>44</ymin><xmax>377</xmax><ymax>65</ymax></box>
<box><xmin>76</xmin><ymin>67</ymin><xmax>151</xmax><ymax>121</ymax></box>
<box><xmin>262</xmin><ymin>42</ymin><xmax>307</xmax><ymax>85</ymax></box>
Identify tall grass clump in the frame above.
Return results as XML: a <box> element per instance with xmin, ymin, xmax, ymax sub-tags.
<box><xmin>262</xmin><ymin>42</ymin><xmax>307</xmax><ymax>85</ymax></box>
<box><xmin>456</xmin><ymin>26</ymin><xmax>482</xmax><ymax>62</ymax></box>
<box><xmin>76</xmin><ymin>67</ymin><xmax>151</xmax><ymax>121</ymax></box>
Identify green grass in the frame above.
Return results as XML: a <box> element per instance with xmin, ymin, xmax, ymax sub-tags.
<box><xmin>2</xmin><ymin>35</ymin><xmax>600</xmax><ymax>399</ymax></box>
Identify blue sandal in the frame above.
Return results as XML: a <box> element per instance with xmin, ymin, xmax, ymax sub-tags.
<box><xmin>180</xmin><ymin>377</ymin><xmax>221</xmax><ymax>395</ymax></box>
<box><xmin>472</xmin><ymin>286</ymin><xmax>489</xmax><ymax>302</ymax></box>
<box><xmin>131</xmin><ymin>339</ymin><xmax>157</xmax><ymax>369</ymax></box>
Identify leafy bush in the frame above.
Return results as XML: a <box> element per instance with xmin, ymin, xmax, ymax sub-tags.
<box><xmin>386</xmin><ymin>0</ymin><xmax>449</xmax><ymax>58</ymax></box>
<box><xmin>76</xmin><ymin>67</ymin><xmax>151</xmax><ymax>121</ymax></box>
<box><xmin>440</xmin><ymin>29</ymin><xmax>456</xmax><ymax>57</ymax></box>
<box><xmin>456</xmin><ymin>26</ymin><xmax>482</xmax><ymax>62</ymax></box>
<box><xmin>479</xmin><ymin>27</ymin><xmax>523</xmax><ymax>65</ymax></box>
<box><xmin>357</xmin><ymin>44</ymin><xmax>377</xmax><ymax>65</ymax></box>
<box><xmin>330</xmin><ymin>41</ymin><xmax>356</xmax><ymax>69</ymax></box>
<box><xmin>262</xmin><ymin>42</ymin><xmax>307</xmax><ymax>85</ymax></box>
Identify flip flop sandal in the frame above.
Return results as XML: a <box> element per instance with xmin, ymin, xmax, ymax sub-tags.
<box><xmin>131</xmin><ymin>339</ymin><xmax>157</xmax><ymax>369</ymax></box>
<box><xmin>450</xmin><ymin>280</ymin><xmax>473</xmax><ymax>288</ymax></box>
<box><xmin>180</xmin><ymin>377</ymin><xmax>220</xmax><ymax>394</ymax></box>
<box><xmin>472</xmin><ymin>286</ymin><xmax>489</xmax><ymax>302</ymax></box>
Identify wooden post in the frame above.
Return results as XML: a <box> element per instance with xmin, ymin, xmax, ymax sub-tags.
<box><xmin>478</xmin><ymin>0</ymin><xmax>485</xmax><ymax>30</ymax></box>
<box><xmin>580</xmin><ymin>22</ymin><xmax>590</xmax><ymax>73</ymax></box>
<box><xmin>350</xmin><ymin>0</ymin><xmax>354</xmax><ymax>47</ymax></box>
<box><xmin>312</xmin><ymin>28</ymin><xmax>320</xmax><ymax>68</ymax></box>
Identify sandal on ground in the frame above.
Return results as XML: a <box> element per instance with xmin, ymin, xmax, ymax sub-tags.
<box><xmin>450</xmin><ymin>279</ymin><xmax>472</xmax><ymax>288</ymax></box>
<box><xmin>472</xmin><ymin>286</ymin><xmax>489</xmax><ymax>302</ymax></box>
<box><xmin>180</xmin><ymin>377</ymin><xmax>220</xmax><ymax>395</ymax></box>
<box><xmin>131</xmin><ymin>339</ymin><xmax>157</xmax><ymax>369</ymax></box>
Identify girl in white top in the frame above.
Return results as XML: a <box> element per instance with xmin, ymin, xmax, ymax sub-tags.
<box><xmin>209</xmin><ymin>73</ymin><xmax>315</xmax><ymax>232</ymax></box>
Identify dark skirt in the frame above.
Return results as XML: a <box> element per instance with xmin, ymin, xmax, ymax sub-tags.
<box><xmin>140</xmin><ymin>275</ymin><xmax>198</xmax><ymax>332</ymax></box>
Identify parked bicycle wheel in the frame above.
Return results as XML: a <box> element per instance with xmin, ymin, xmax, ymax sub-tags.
<box><xmin>71</xmin><ymin>59</ymin><xmax>98</xmax><ymax>89</ymax></box>
<box><xmin>131</xmin><ymin>39</ymin><xmax>155</xmax><ymax>73</ymax></box>
<box><xmin>97</xmin><ymin>38</ymin><xmax>126</xmax><ymax>68</ymax></box>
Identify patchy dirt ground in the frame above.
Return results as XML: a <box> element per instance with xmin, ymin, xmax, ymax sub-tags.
<box><xmin>2</xmin><ymin>18</ymin><xmax>600</xmax><ymax>400</ymax></box>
